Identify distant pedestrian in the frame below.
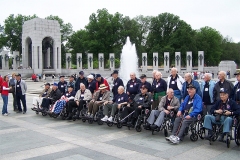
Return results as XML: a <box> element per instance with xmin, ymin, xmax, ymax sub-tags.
<box><xmin>1</xmin><ymin>75</ymin><xmax>11</xmax><ymax>116</ymax></box>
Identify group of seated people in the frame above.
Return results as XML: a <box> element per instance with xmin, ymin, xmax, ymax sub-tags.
<box><xmin>31</xmin><ymin>68</ymin><xmax>240</xmax><ymax>145</ymax></box>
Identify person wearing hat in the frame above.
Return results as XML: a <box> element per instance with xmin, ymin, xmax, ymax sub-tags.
<box><xmin>15</xmin><ymin>73</ymin><xmax>28</xmax><ymax>114</ymax></box>
<box><xmin>65</xmin><ymin>75</ymin><xmax>76</xmax><ymax>92</ymax></box>
<box><xmin>204</xmin><ymin>88</ymin><xmax>240</xmax><ymax>141</ymax></box>
<box><xmin>75</xmin><ymin>71</ymin><xmax>88</xmax><ymax>92</ymax></box>
<box><xmin>213</xmin><ymin>71</ymin><xmax>234</xmax><ymax>102</ymax></box>
<box><xmin>31</xmin><ymin>83</ymin><xmax>52</xmax><ymax>111</ymax></box>
<box><xmin>58</xmin><ymin>76</ymin><xmax>68</xmax><ymax>95</ymax></box>
<box><xmin>231</xmin><ymin>70</ymin><xmax>240</xmax><ymax>105</ymax></box>
<box><xmin>87</xmin><ymin>74</ymin><xmax>96</xmax><ymax>94</ymax></box>
<box><xmin>167</xmin><ymin>67</ymin><xmax>185</xmax><ymax>102</ymax></box>
<box><xmin>95</xmin><ymin>74</ymin><xmax>110</xmax><ymax>92</ymax></box>
<box><xmin>50</xmin><ymin>85</ymin><xmax>76</xmax><ymax>115</ymax></box>
<box><xmin>146</xmin><ymin>88</ymin><xmax>180</xmax><ymax>130</ymax></box>
<box><xmin>111</xmin><ymin>70</ymin><xmax>124</xmax><ymax>98</ymax></box>
<box><xmin>122</xmin><ymin>85</ymin><xmax>152</xmax><ymax>127</ymax></box>
<box><xmin>126</xmin><ymin>72</ymin><xmax>141</xmax><ymax>101</ymax></box>
<box><xmin>166</xmin><ymin>84</ymin><xmax>202</xmax><ymax>144</ymax></box>
<box><xmin>87</xmin><ymin>84</ymin><xmax>110</xmax><ymax>118</ymax></box>
<box><xmin>138</xmin><ymin>74</ymin><xmax>152</xmax><ymax>93</ymax></box>
<box><xmin>67</xmin><ymin>83</ymin><xmax>92</xmax><ymax>120</ymax></box>
<box><xmin>38</xmin><ymin>82</ymin><xmax>61</xmax><ymax>112</ymax></box>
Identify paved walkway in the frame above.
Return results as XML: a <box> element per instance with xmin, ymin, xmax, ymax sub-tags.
<box><xmin>0</xmin><ymin>82</ymin><xmax>239</xmax><ymax>160</ymax></box>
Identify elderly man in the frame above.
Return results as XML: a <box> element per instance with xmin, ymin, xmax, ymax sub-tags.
<box><xmin>126</xmin><ymin>85</ymin><xmax>152</xmax><ymax>127</ymax></box>
<box><xmin>39</xmin><ymin>83</ymin><xmax>62</xmax><ymax>112</ymax></box>
<box><xmin>101</xmin><ymin>86</ymin><xmax>128</xmax><ymax>122</ymax></box>
<box><xmin>68</xmin><ymin>83</ymin><xmax>92</xmax><ymax>120</ymax></box>
<box><xmin>182</xmin><ymin>73</ymin><xmax>202</xmax><ymax>100</ymax></box>
<box><xmin>15</xmin><ymin>73</ymin><xmax>28</xmax><ymax>114</ymax></box>
<box><xmin>152</xmin><ymin>71</ymin><xmax>167</xmax><ymax>109</ymax></box>
<box><xmin>138</xmin><ymin>74</ymin><xmax>152</xmax><ymax>93</ymax></box>
<box><xmin>32</xmin><ymin>83</ymin><xmax>52</xmax><ymax>111</ymax></box>
<box><xmin>95</xmin><ymin>74</ymin><xmax>110</xmax><ymax>91</ymax></box>
<box><xmin>146</xmin><ymin>88</ymin><xmax>180</xmax><ymax>130</ymax></box>
<box><xmin>87</xmin><ymin>84</ymin><xmax>110</xmax><ymax>118</ymax></box>
<box><xmin>75</xmin><ymin>71</ymin><xmax>88</xmax><ymax>91</ymax></box>
<box><xmin>58</xmin><ymin>75</ymin><xmax>68</xmax><ymax>95</ymax></box>
<box><xmin>166</xmin><ymin>84</ymin><xmax>202</xmax><ymax>144</ymax></box>
<box><xmin>66</xmin><ymin>75</ymin><xmax>75</xmax><ymax>92</ymax></box>
<box><xmin>200</xmin><ymin>73</ymin><xmax>216</xmax><ymax>115</ymax></box>
<box><xmin>213</xmin><ymin>71</ymin><xmax>233</xmax><ymax>102</ymax></box>
<box><xmin>232</xmin><ymin>70</ymin><xmax>240</xmax><ymax>105</ymax></box>
<box><xmin>126</xmin><ymin>72</ymin><xmax>141</xmax><ymax>101</ymax></box>
<box><xmin>111</xmin><ymin>70</ymin><xmax>124</xmax><ymax>98</ymax></box>
<box><xmin>167</xmin><ymin>67</ymin><xmax>185</xmax><ymax>102</ymax></box>
<box><xmin>204</xmin><ymin>88</ymin><xmax>240</xmax><ymax>141</ymax></box>
<box><xmin>87</xmin><ymin>74</ymin><xmax>96</xmax><ymax>94</ymax></box>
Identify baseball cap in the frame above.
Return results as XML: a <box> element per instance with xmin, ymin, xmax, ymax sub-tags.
<box><xmin>187</xmin><ymin>84</ymin><xmax>196</xmax><ymax>89</ymax></box>
<box><xmin>96</xmin><ymin>74</ymin><xmax>101</xmax><ymax>78</ymax></box>
<box><xmin>87</xmin><ymin>74</ymin><xmax>94</xmax><ymax>79</ymax></box>
<box><xmin>79</xmin><ymin>71</ymin><xmax>84</xmax><ymax>75</ymax></box>
<box><xmin>140</xmin><ymin>74</ymin><xmax>146</xmax><ymax>79</ymax></box>
<box><xmin>45</xmin><ymin>83</ymin><xmax>50</xmax><ymax>86</ymax></box>
<box><xmin>219</xmin><ymin>88</ymin><xmax>228</xmax><ymax>94</ymax></box>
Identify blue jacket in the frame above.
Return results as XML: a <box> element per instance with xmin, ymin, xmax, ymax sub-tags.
<box><xmin>199</xmin><ymin>80</ymin><xmax>216</xmax><ymax>104</ymax></box>
<box><xmin>182</xmin><ymin>80</ymin><xmax>202</xmax><ymax>99</ymax></box>
<box><xmin>210</xmin><ymin>99</ymin><xmax>240</xmax><ymax>116</ymax></box>
<box><xmin>178</xmin><ymin>94</ymin><xmax>202</xmax><ymax>118</ymax></box>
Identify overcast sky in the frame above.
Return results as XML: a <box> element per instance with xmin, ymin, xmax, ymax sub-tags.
<box><xmin>0</xmin><ymin>0</ymin><xmax>240</xmax><ymax>42</ymax></box>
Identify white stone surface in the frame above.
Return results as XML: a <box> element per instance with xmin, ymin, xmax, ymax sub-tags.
<box><xmin>186</xmin><ymin>51</ymin><xmax>192</xmax><ymax>72</ymax></box>
<box><xmin>164</xmin><ymin>52</ymin><xmax>169</xmax><ymax>72</ymax></box>
<box><xmin>88</xmin><ymin>53</ymin><xmax>93</xmax><ymax>70</ymax></box>
<box><xmin>1</xmin><ymin>51</ymin><xmax>9</xmax><ymax>70</ymax></box>
<box><xmin>218</xmin><ymin>61</ymin><xmax>237</xmax><ymax>78</ymax></box>
<box><xmin>76</xmin><ymin>53</ymin><xmax>82</xmax><ymax>70</ymax></box>
<box><xmin>142</xmin><ymin>53</ymin><xmax>147</xmax><ymax>72</ymax></box>
<box><xmin>153</xmin><ymin>52</ymin><xmax>158</xmax><ymax>70</ymax></box>
<box><xmin>98</xmin><ymin>53</ymin><xmax>104</xmax><ymax>71</ymax></box>
<box><xmin>109</xmin><ymin>53</ymin><xmax>115</xmax><ymax>71</ymax></box>
<box><xmin>175</xmin><ymin>52</ymin><xmax>181</xmax><ymax>72</ymax></box>
<box><xmin>198</xmin><ymin>51</ymin><xmax>204</xmax><ymax>72</ymax></box>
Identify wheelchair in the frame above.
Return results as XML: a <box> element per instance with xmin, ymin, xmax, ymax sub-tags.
<box><xmin>151</xmin><ymin>111</ymin><xmax>175</xmax><ymax>137</ymax></box>
<box><xmin>86</xmin><ymin>105</ymin><xmax>105</xmax><ymax>125</ymax></box>
<box><xmin>206</xmin><ymin>115</ymin><xmax>240</xmax><ymax>148</ymax></box>
<box><xmin>72</xmin><ymin>101</ymin><xmax>89</xmax><ymax>121</ymax></box>
<box><xmin>105</xmin><ymin>105</ymin><xmax>125</xmax><ymax>129</ymax></box>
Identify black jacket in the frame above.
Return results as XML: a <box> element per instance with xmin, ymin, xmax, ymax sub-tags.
<box><xmin>132</xmin><ymin>92</ymin><xmax>152</xmax><ymax>108</ymax></box>
<box><xmin>75</xmin><ymin>77</ymin><xmax>88</xmax><ymax>91</ymax></box>
<box><xmin>49</xmin><ymin>88</ymin><xmax>62</xmax><ymax>102</ymax></box>
<box><xmin>213</xmin><ymin>80</ymin><xmax>233</xmax><ymax>102</ymax></box>
<box><xmin>210</xmin><ymin>99</ymin><xmax>240</xmax><ymax>116</ymax></box>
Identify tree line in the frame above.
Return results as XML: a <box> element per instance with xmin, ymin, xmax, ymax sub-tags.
<box><xmin>0</xmin><ymin>8</ymin><xmax>239</xmax><ymax>68</ymax></box>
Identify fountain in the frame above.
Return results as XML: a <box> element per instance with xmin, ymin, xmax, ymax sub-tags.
<box><xmin>119</xmin><ymin>37</ymin><xmax>139</xmax><ymax>86</ymax></box>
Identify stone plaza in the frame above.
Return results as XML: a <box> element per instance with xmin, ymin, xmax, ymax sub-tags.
<box><xmin>0</xmin><ymin>80</ymin><xmax>240</xmax><ymax>160</ymax></box>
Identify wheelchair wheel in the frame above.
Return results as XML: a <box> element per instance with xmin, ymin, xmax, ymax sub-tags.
<box><xmin>88</xmin><ymin>119</ymin><xmax>93</xmax><ymax>124</ymax></box>
<box><xmin>36</xmin><ymin>111</ymin><xmax>39</xmax><ymax>115</ymax></box>
<box><xmin>97</xmin><ymin>119</ymin><xmax>103</xmax><ymax>125</ymax></box>
<box><xmin>117</xmin><ymin>122</ymin><xmax>123</xmax><ymax>129</ymax></box>
<box><xmin>42</xmin><ymin>112</ymin><xmax>47</xmax><ymax>116</ymax></box>
<box><xmin>164</xmin><ymin>129</ymin><xmax>168</xmax><ymax>137</ymax></box>
<box><xmin>136</xmin><ymin>125</ymin><xmax>142</xmax><ymax>132</ymax></box>
<box><xmin>82</xmin><ymin>119</ymin><xmax>86</xmax><ymax>122</ymax></box>
<box><xmin>226</xmin><ymin>135</ymin><xmax>231</xmax><ymax>148</ymax></box>
<box><xmin>190</xmin><ymin>133</ymin><xmax>198</xmax><ymax>142</ymax></box>
<box><xmin>199</xmin><ymin>128</ymin><xmax>205</xmax><ymax>140</ymax></box>
<box><xmin>234</xmin><ymin>123</ymin><xmax>240</xmax><ymax>146</ymax></box>
<box><xmin>107</xmin><ymin>122</ymin><xmax>113</xmax><ymax>127</ymax></box>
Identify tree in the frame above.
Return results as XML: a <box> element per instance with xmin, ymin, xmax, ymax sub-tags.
<box><xmin>3</xmin><ymin>14</ymin><xmax>37</xmax><ymax>53</ymax></box>
<box><xmin>45</xmin><ymin>15</ymin><xmax>73</xmax><ymax>67</ymax></box>
<box><xmin>196</xmin><ymin>26</ymin><xmax>223</xmax><ymax>66</ymax></box>
<box><xmin>0</xmin><ymin>24</ymin><xmax>6</xmax><ymax>51</ymax></box>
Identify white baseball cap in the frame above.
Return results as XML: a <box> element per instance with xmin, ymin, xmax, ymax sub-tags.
<box><xmin>87</xmin><ymin>74</ymin><xmax>94</xmax><ymax>79</ymax></box>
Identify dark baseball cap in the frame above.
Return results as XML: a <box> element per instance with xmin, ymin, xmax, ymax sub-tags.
<box><xmin>140</xmin><ymin>74</ymin><xmax>147</xmax><ymax>79</ymax></box>
<box><xmin>67</xmin><ymin>85</ymin><xmax>74</xmax><ymax>88</ymax></box>
<box><xmin>70</xmin><ymin>75</ymin><xmax>75</xmax><ymax>78</ymax></box>
<box><xmin>45</xmin><ymin>83</ymin><xmax>50</xmax><ymax>86</ymax></box>
<box><xmin>187</xmin><ymin>84</ymin><xmax>196</xmax><ymax>89</ymax></box>
<box><xmin>96</xmin><ymin>74</ymin><xmax>101</xmax><ymax>78</ymax></box>
<box><xmin>60</xmin><ymin>75</ymin><xmax>65</xmax><ymax>78</ymax></box>
<box><xmin>112</xmin><ymin>70</ymin><xmax>118</xmax><ymax>74</ymax></box>
<box><xmin>79</xmin><ymin>71</ymin><xmax>84</xmax><ymax>75</ymax></box>
<box><xmin>141</xmin><ymin>85</ymin><xmax>148</xmax><ymax>90</ymax></box>
<box><xmin>219</xmin><ymin>88</ymin><xmax>228</xmax><ymax>94</ymax></box>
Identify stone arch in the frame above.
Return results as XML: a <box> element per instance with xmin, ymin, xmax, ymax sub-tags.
<box><xmin>25</xmin><ymin>37</ymin><xmax>32</xmax><ymax>68</ymax></box>
<box><xmin>42</xmin><ymin>36</ymin><xmax>54</xmax><ymax>69</ymax></box>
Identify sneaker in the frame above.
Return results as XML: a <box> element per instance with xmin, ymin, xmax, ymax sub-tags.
<box><xmin>3</xmin><ymin>113</ymin><xmax>8</xmax><ymax>116</ymax></box>
<box><xmin>108</xmin><ymin>116</ymin><xmax>113</xmax><ymax>122</ymax></box>
<box><xmin>16</xmin><ymin>110</ymin><xmax>22</xmax><ymax>113</ymax></box>
<box><xmin>170</xmin><ymin>136</ymin><xmax>180</xmax><ymax>144</ymax></box>
<box><xmin>23</xmin><ymin>111</ymin><xmax>26</xmax><ymax>114</ymax></box>
<box><xmin>101</xmin><ymin>116</ymin><xmax>108</xmax><ymax>122</ymax></box>
<box><xmin>166</xmin><ymin>135</ymin><xmax>175</xmax><ymax>141</ymax></box>
<box><xmin>150</xmin><ymin>124</ymin><xmax>158</xmax><ymax>130</ymax></box>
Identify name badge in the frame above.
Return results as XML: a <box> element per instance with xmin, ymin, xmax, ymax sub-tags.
<box><xmin>118</xmin><ymin>98</ymin><xmax>120</xmax><ymax>101</ymax></box>
<box><xmin>66</xmin><ymin>93</ymin><xmax>69</xmax><ymax>96</ymax></box>
<box><xmin>139</xmin><ymin>98</ymin><xmax>143</xmax><ymax>100</ymax></box>
<box><xmin>156</xmin><ymin>85</ymin><xmax>158</xmax><ymax>88</ymax></box>
<box><xmin>61</xmin><ymin>85</ymin><xmax>64</xmax><ymax>88</ymax></box>
<box><xmin>130</xmin><ymin>85</ymin><xmax>133</xmax><ymax>88</ymax></box>
<box><xmin>171</xmin><ymin>81</ymin><xmax>175</xmax><ymax>84</ymax></box>
<box><xmin>205</xmin><ymin>88</ymin><xmax>208</xmax><ymax>91</ymax></box>
<box><xmin>44</xmin><ymin>92</ymin><xmax>47</xmax><ymax>94</ymax></box>
<box><xmin>81</xmin><ymin>94</ymin><xmax>84</xmax><ymax>97</ymax></box>
<box><xmin>17</xmin><ymin>85</ymin><xmax>19</xmax><ymax>87</ymax></box>
<box><xmin>237</xmin><ymin>89</ymin><xmax>240</xmax><ymax>92</ymax></box>
<box><xmin>99</xmin><ymin>97</ymin><xmax>102</xmax><ymax>100</ymax></box>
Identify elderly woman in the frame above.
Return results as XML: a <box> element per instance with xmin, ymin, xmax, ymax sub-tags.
<box><xmin>66</xmin><ymin>83</ymin><xmax>92</xmax><ymax>120</ymax></box>
<box><xmin>87</xmin><ymin>84</ymin><xmax>110</xmax><ymax>118</ymax></box>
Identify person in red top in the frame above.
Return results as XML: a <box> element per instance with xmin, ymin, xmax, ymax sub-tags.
<box><xmin>0</xmin><ymin>75</ymin><xmax>3</xmax><ymax>93</ymax></box>
<box><xmin>95</xmin><ymin>74</ymin><xmax>110</xmax><ymax>91</ymax></box>
<box><xmin>1</xmin><ymin>75</ymin><xmax>11</xmax><ymax>116</ymax></box>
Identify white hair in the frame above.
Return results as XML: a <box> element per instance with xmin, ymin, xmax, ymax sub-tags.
<box><xmin>171</xmin><ymin>67</ymin><xmax>177</xmax><ymax>72</ymax></box>
<box><xmin>205</xmin><ymin>73</ymin><xmax>212</xmax><ymax>79</ymax></box>
<box><xmin>219</xmin><ymin>71</ymin><xmax>226</xmax><ymax>77</ymax></box>
<box><xmin>185</xmin><ymin>73</ymin><xmax>192</xmax><ymax>78</ymax></box>
<box><xmin>80</xmin><ymin>83</ymin><xmax>85</xmax><ymax>87</ymax></box>
<box><xmin>152</xmin><ymin>70</ymin><xmax>157</xmax><ymax>74</ymax></box>
<box><xmin>167</xmin><ymin>88</ymin><xmax>174</xmax><ymax>93</ymax></box>
<box><xmin>155</xmin><ymin>71</ymin><xmax>162</xmax><ymax>77</ymax></box>
<box><xmin>118</xmin><ymin>86</ymin><xmax>124</xmax><ymax>91</ymax></box>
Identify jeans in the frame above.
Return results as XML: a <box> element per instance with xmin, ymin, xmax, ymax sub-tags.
<box><xmin>203</xmin><ymin>115</ymin><xmax>232</xmax><ymax>133</ymax></box>
<box><xmin>1</xmin><ymin>95</ymin><xmax>8</xmax><ymax>114</ymax></box>
<box><xmin>16</xmin><ymin>94</ymin><xmax>27</xmax><ymax>112</ymax></box>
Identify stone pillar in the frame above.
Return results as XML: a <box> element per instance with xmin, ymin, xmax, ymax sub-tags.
<box><xmin>76</xmin><ymin>53</ymin><xmax>82</xmax><ymax>70</ymax></box>
<box><xmin>39</xmin><ymin>45</ymin><xmax>43</xmax><ymax>72</ymax></box>
<box><xmin>13</xmin><ymin>51</ymin><xmax>20</xmax><ymax>69</ymax></box>
<box><xmin>88</xmin><ymin>53</ymin><xmax>93</xmax><ymax>70</ymax></box>
<box><xmin>47</xmin><ymin>48</ymin><xmax>50</xmax><ymax>68</ymax></box>
<box><xmin>198</xmin><ymin>51</ymin><xmax>204</xmax><ymax>72</ymax></box>
<box><xmin>66</xmin><ymin>53</ymin><xmax>71</xmax><ymax>69</ymax></box>
<box><xmin>153</xmin><ymin>52</ymin><xmax>158</xmax><ymax>70</ymax></box>
<box><xmin>109</xmin><ymin>53</ymin><xmax>115</xmax><ymax>71</ymax></box>
<box><xmin>164</xmin><ymin>52</ymin><xmax>170</xmax><ymax>72</ymax></box>
<box><xmin>1</xmin><ymin>51</ymin><xmax>9</xmax><ymax>70</ymax></box>
<box><xmin>175</xmin><ymin>52</ymin><xmax>181</xmax><ymax>72</ymax></box>
<box><xmin>186</xmin><ymin>51</ymin><xmax>192</xmax><ymax>72</ymax></box>
<box><xmin>98</xmin><ymin>53</ymin><xmax>104</xmax><ymax>71</ymax></box>
<box><xmin>142</xmin><ymin>53</ymin><xmax>147</xmax><ymax>72</ymax></box>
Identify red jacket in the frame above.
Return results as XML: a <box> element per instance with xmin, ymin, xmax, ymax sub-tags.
<box><xmin>95</xmin><ymin>77</ymin><xmax>110</xmax><ymax>91</ymax></box>
<box><xmin>0</xmin><ymin>76</ymin><xmax>3</xmax><ymax>93</ymax></box>
<box><xmin>1</xmin><ymin>81</ymin><xmax>9</xmax><ymax>96</ymax></box>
